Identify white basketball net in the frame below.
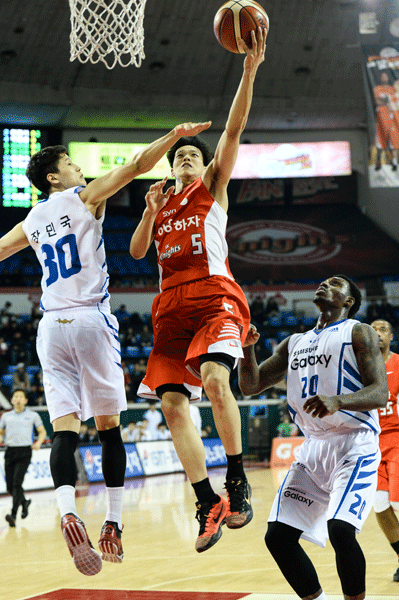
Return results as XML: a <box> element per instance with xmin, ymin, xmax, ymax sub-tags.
<box><xmin>69</xmin><ymin>0</ymin><xmax>147</xmax><ymax>69</ymax></box>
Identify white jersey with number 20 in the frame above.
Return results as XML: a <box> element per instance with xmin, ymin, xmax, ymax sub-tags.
<box><xmin>22</xmin><ymin>187</ymin><xmax>110</xmax><ymax>312</ymax></box>
<box><xmin>287</xmin><ymin>319</ymin><xmax>380</xmax><ymax>438</ymax></box>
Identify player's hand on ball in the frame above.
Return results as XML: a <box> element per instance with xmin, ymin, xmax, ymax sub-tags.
<box><xmin>145</xmin><ymin>177</ymin><xmax>175</xmax><ymax>215</ymax></box>
<box><xmin>239</xmin><ymin>26</ymin><xmax>267</xmax><ymax>72</ymax></box>
<box><xmin>243</xmin><ymin>323</ymin><xmax>260</xmax><ymax>347</ymax></box>
<box><xmin>303</xmin><ymin>394</ymin><xmax>340</xmax><ymax>418</ymax></box>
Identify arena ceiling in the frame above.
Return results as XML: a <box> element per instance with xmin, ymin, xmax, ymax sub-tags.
<box><xmin>0</xmin><ymin>0</ymin><xmax>397</xmax><ymax>131</ymax></box>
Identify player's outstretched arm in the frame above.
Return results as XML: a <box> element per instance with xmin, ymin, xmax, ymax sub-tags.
<box><xmin>203</xmin><ymin>27</ymin><xmax>267</xmax><ymax>202</ymax></box>
<box><xmin>239</xmin><ymin>327</ymin><xmax>289</xmax><ymax>396</ymax></box>
<box><xmin>130</xmin><ymin>177</ymin><xmax>175</xmax><ymax>259</ymax></box>
<box><xmin>81</xmin><ymin>121</ymin><xmax>212</xmax><ymax>208</ymax></box>
<box><xmin>0</xmin><ymin>222</ymin><xmax>30</xmax><ymax>262</ymax></box>
<box><xmin>303</xmin><ymin>323</ymin><xmax>389</xmax><ymax>418</ymax></box>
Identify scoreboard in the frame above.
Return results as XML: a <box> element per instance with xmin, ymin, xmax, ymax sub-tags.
<box><xmin>1</xmin><ymin>126</ymin><xmax>62</xmax><ymax>208</ymax></box>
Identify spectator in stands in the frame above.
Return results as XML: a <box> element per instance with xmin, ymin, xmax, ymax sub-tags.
<box><xmin>123</xmin><ymin>327</ymin><xmax>140</xmax><ymax>348</ymax></box>
<box><xmin>143</xmin><ymin>400</ymin><xmax>163</xmax><ymax>438</ymax></box>
<box><xmin>265</xmin><ymin>295</ymin><xmax>280</xmax><ymax>321</ymax></box>
<box><xmin>201</xmin><ymin>425</ymin><xmax>213</xmax><ymax>438</ymax></box>
<box><xmin>379</xmin><ymin>298</ymin><xmax>397</xmax><ymax>326</ymax></box>
<box><xmin>250</xmin><ymin>295</ymin><xmax>265</xmax><ymax>328</ymax></box>
<box><xmin>12</xmin><ymin>363</ymin><xmax>31</xmax><ymax>397</ymax></box>
<box><xmin>156</xmin><ymin>422</ymin><xmax>172</xmax><ymax>440</ymax></box>
<box><xmin>130</xmin><ymin>312</ymin><xmax>144</xmax><ymax>332</ymax></box>
<box><xmin>87</xmin><ymin>425</ymin><xmax>100</xmax><ymax>444</ymax></box>
<box><xmin>114</xmin><ymin>304</ymin><xmax>131</xmax><ymax>331</ymax></box>
<box><xmin>0</xmin><ymin>336</ymin><xmax>9</xmax><ymax>374</ymax></box>
<box><xmin>29</xmin><ymin>369</ymin><xmax>45</xmax><ymax>406</ymax></box>
<box><xmin>129</xmin><ymin>358</ymin><xmax>148</xmax><ymax>399</ymax></box>
<box><xmin>78</xmin><ymin>423</ymin><xmax>89</xmax><ymax>444</ymax></box>
<box><xmin>10</xmin><ymin>330</ymin><xmax>28</xmax><ymax>365</ymax></box>
<box><xmin>0</xmin><ymin>301</ymin><xmax>12</xmax><ymax>322</ymax></box>
<box><xmin>134</xmin><ymin>419</ymin><xmax>152</xmax><ymax>441</ymax></box>
<box><xmin>277</xmin><ymin>414</ymin><xmax>299</xmax><ymax>438</ymax></box>
<box><xmin>121</xmin><ymin>421</ymin><xmax>137</xmax><ymax>442</ymax></box>
<box><xmin>140</xmin><ymin>324</ymin><xmax>153</xmax><ymax>347</ymax></box>
<box><xmin>366</xmin><ymin>299</ymin><xmax>380</xmax><ymax>323</ymax></box>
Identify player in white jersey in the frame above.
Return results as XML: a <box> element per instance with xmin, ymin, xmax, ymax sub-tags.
<box><xmin>0</xmin><ymin>121</ymin><xmax>211</xmax><ymax>576</ymax></box>
<box><xmin>239</xmin><ymin>275</ymin><xmax>388</xmax><ymax>600</ymax></box>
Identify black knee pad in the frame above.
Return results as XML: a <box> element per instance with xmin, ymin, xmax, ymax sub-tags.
<box><xmin>328</xmin><ymin>518</ymin><xmax>356</xmax><ymax>549</ymax></box>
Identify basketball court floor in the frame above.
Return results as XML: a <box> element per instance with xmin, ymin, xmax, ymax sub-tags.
<box><xmin>2</xmin><ymin>464</ymin><xmax>399</xmax><ymax>600</ymax></box>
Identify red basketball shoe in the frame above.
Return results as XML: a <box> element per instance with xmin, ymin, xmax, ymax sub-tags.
<box><xmin>98</xmin><ymin>521</ymin><xmax>124</xmax><ymax>563</ymax></box>
<box><xmin>61</xmin><ymin>513</ymin><xmax>102</xmax><ymax>576</ymax></box>
<box><xmin>195</xmin><ymin>496</ymin><xmax>228</xmax><ymax>553</ymax></box>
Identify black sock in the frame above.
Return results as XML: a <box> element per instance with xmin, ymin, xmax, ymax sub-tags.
<box><xmin>391</xmin><ymin>540</ymin><xmax>399</xmax><ymax>555</ymax></box>
<box><xmin>50</xmin><ymin>431</ymin><xmax>79</xmax><ymax>489</ymax></box>
<box><xmin>226</xmin><ymin>453</ymin><xmax>245</xmax><ymax>481</ymax></box>
<box><xmin>98</xmin><ymin>426</ymin><xmax>126</xmax><ymax>488</ymax></box>
<box><xmin>192</xmin><ymin>478</ymin><xmax>219</xmax><ymax>505</ymax></box>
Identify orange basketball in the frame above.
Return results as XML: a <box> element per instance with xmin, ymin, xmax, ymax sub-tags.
<box><xmin>213</xmin><ymin>0</ymin><xmax>269</xmax><ymax>54</ymax></box>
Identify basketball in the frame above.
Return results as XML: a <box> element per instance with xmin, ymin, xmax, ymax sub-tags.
<box><xmin>213</xmin><ymin>0</ymin><xmax>269</xmax><ymax>54</ymax></box>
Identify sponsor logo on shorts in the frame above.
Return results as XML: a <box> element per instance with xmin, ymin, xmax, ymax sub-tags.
<box><xmin>284</xmin><ymin>489</ymin><xmax>314</xmax><ymax>506</ymax></box>
<box><xmin>56</xmin><ymin>318</ymin><xmax>74</xmax><ymax>324</ymax></box>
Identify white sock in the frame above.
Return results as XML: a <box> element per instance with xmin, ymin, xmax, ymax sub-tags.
<box><xmin>55</xmin><ymin>485</ymin><xmax>77</xmax><ymax>518</ymax></box>
<box><xmin>105</xmin><ymin>486</ymin><xmax>124</xmax><ymax>530</ymax></box>
<box><xmin>314</xmin><ymin>592</ymin><xmax>327</xmax><ymax>600</ymax></box>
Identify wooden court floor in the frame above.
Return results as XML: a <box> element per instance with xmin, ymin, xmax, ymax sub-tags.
<box><xmin>2</xmin><ymin>464</ymin><xmax>399</xmax><ymax>600</ymax></box>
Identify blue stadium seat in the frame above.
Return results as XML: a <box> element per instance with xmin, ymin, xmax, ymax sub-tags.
<box><xmin>26</xmin><ymin>365</ymin><xmax>41</xmax><ymax>375</ymax></box>
<box><xmin>276</xmin><ymin>330</ymin><xmax>291</xmax><ymax>342</ymax></box>
<box><xmin>284</xmin><ymin>315</ymin><xmax>299</xmax><ymax>327</ymax></box>
<box><xmin>7</xmin><ymin>365</ymin><xmax>19</xmax><ymax>374</ymax></box>
<box><xmin>124</xmin><ymin>346</ymin><xmax>141</xmax><ymax>358</ymax></box>
<box><xmin>142</xmin><ymin>346</ymin><xmax>153</xmax><ymax>357</ymax></box>
<box><xmin>301</xmin><ymin>316</ymin><xmax>316</xmax><ymax>327</ymax></box>
<box><xmin>1</xmin><ymin>374</ymin><xmax>14</xmax><ymax>388</ymax></box>
<box><xmin>268</xmin><ymin>316</ymin><xmax>283</xmax><ymax>327</ymax></box>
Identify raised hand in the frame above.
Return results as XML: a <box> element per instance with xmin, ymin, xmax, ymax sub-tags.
<box><xmin>145</xmin><ymin>177</ymin><xmax>175</xmax><ymax>216</ymax></box>
<box><xmin>243</xmin><ymin>323</ymin><xmax>260</xmax><ymax>347</ymax></box>
<box><xmin>238</xmin><ymin>26</ymin><xmax>267</xmax><ymax>73</ymax></box>
<box><xmin>173</xmin><ymin>121</ymin><xmax>212</xmax><ymax>137</ymax></box>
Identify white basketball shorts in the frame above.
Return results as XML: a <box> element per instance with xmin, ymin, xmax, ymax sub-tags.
<box><xmin>268</xmin><ymin>429</ymin><xmax>380</xmax><ymax>547</ymax></box>
<box><xmin>37</xmin><ymin>306</ymin><xmax>127</xmax><ymax>423</ymax></box>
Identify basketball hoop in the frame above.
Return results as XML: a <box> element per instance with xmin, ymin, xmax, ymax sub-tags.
<box><xmin>68</xmin><ymin>0</ymin><xmax>147</xmax><ymax>69</ymax></box>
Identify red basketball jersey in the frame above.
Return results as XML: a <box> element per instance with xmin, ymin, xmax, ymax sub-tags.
<box><xmin>378</xmin><ymin>352</ymin><xmax>399</xmax><ymax>453</ymax></box>
<box><xmin>153</xmin><ymin>177</ymin><xmax>234</xmax><ymax>291</ymax></box>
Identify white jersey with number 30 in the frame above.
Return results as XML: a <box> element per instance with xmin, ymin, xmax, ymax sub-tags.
<box><xmin>22</xmin><ymin>187</ymin><xmax>110</xmax><ymax>312</ymax></box>
<box><xmin>287</xmin><ymin>319</ymin><xmax>380</xmax><ymax>438</ymax></box>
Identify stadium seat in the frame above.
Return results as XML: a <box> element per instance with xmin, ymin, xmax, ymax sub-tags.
<box><xmin>276</xmin><ymin>330</ymin><xmax>291</xmax><ymax>342</ymax></box>
<box><xmin>142</xmin><ymin>346</ymin><xmax>153</xmax><ymax>357</ymax></box>
<box><xmin>268</xmin><ymin>316</ymin><xmax>283</xmax><ymax>327</ymax></box>
<box><xmin>284</xmin><ymin>315</ymin><xmax>299</xmax><ymax>327</ymax></box>
<box><xmin>1</xmin><ymin>374</ymin><xmax>14</xmax><ymax>388</ymax></box>
<box><xmin>7</xmin><ymin>365</ymin><xmax>19</xmax><ymax>374</ymax></box>
<box><xmin>26</xmin><ymin>365</ymin><xmax>41</xmax><ymax>375</ymax></box>
<box><xmin>301</xmin><ymin>316</ymin><xmax>316</xmax><ymax>327</ymax></box>
<box><xmin>124</xmin><ymin>346</ymin><xmax>141</xmax><ymax>358</ymax></box>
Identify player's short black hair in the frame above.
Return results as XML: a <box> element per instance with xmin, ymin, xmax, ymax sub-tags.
<box><xmin>166</xmin><ymin>136</ymin><xmax>214</xmax><ymax>167</ymax></box>
<box><xmin>26</xmin><ymin>145</ymin><xmax>67</xmax><ymax>195</ymax></box>
<box><xmin>334</xmin><ymin>274</ymin><xmax>362</xmax><ymax>318</ymax></box>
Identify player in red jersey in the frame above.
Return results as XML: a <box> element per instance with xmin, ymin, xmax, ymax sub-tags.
<box><xmin>130</xmin><ymin>27</ymin><xmax>267</xmax><ymax>552</ymax></box>
<box><xmin>371</xmin><ymin>319</ymin><xmax>399</xmax><ymax>581</ymax></box>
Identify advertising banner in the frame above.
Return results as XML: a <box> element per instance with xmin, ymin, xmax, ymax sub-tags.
<box><xmin>79</xmin><ymin>443</ymin><xmax>145</xmax><ymax>482</ymax></box>
<box><xmin>363</xmin><ymin>44</ymin><xmax>399</xmax><ymax>187</ymax></box>
<box><xmin>0</xmin><ymin>447</ymin><xmax>53</xmax><ymax>492</ymax></box>
<box><xmin>269</xmin><ymin>437</ymin><xmax>305</xmax><ymax>468</ymax></box>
